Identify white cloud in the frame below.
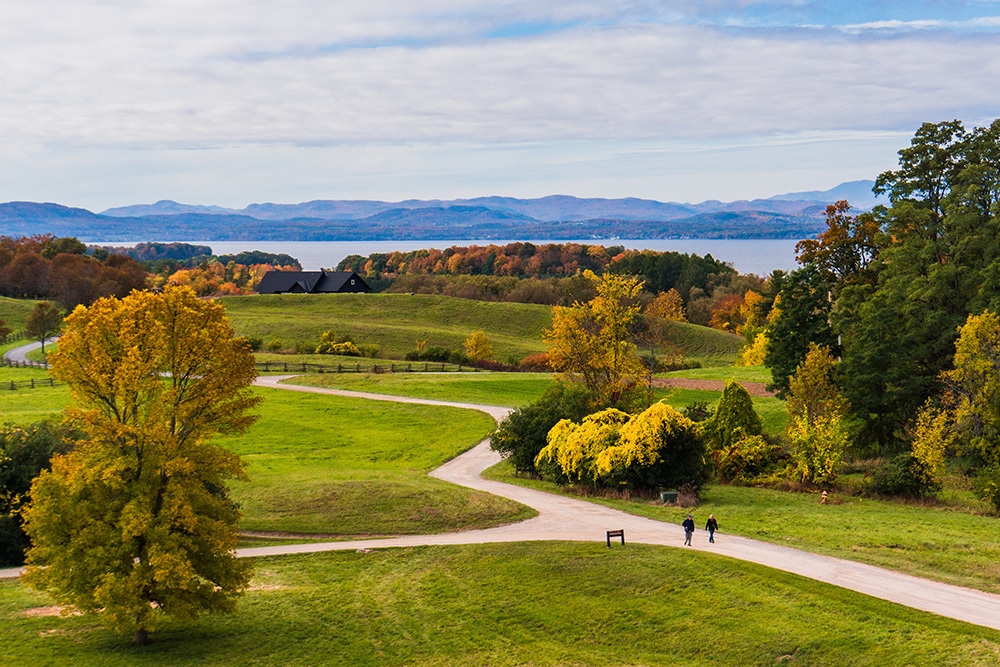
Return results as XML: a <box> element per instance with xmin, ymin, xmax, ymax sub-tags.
<box><xmin>0</xmin><ymin>1</ymin><xmax>998</xmax><ymax>206</ymax></box>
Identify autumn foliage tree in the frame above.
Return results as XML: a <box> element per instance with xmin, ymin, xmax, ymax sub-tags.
<box><xmin>24</xmin><ymin>302</ymin><xmax>63</xmax><ymax>354</ymax></box>
<box><xmin>23</xmin><ymin>286</ymin><xmax>260</xmax><ymax>645</ymax></box>
<box><xmin>544</xmin><ymin>271</ymin><xmax>648</xmax><ymax>408</ymax></box>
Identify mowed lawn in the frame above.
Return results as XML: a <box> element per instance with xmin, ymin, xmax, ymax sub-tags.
<box><xmin>282</xmin><ymin>371</ymin><xmax>556</xmax><ymax>408</ymax></box>
<box><xmin>220</xmin><ymin>387</ymin><xmax>534</xmax><ymax>537</ymax></box>
<box><xmin>4</xmin><ymin>543</ymin><xmax>1000</xmax><ymax>665</ymax></box>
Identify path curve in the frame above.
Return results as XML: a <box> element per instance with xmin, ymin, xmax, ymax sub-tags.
<box><xmin>2</xmin><ymin>338</ymin><xmax>57</xmax><ymax>364</ymax></box>
<box><xmin>6</xmin><ymin>373</ymin><xmax>1000</xmax><ymax>634</ymax></box>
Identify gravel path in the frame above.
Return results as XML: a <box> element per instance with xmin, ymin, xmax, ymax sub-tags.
<box><xmin>6</xmin><ymin>372</ymin><xmax>1000</xmax><ymax>633</ymax></box>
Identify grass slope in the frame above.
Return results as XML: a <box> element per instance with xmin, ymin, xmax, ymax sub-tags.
<box><xmin>220</xmin><ymin>387</ymin><xmax>533</xmax><ymax>536</ymax></box>
<box><xmin>0</xmin><ymin>296</ymin><xmax>43</xmax><ymax>332</ymax></box>
<box><xmin>3</xmin><ymin>543</ymin><xmax>999</xmax><ymax>665</ymax></box>
<box><xmin>661</xmin><ymin>319</ymin><xmax>744</xmax><ymax>366</ymax></box>
<box><xmin>222</xmin><ymin>293</ymin><xmax>552</xmax><ymax>361</ymax></box>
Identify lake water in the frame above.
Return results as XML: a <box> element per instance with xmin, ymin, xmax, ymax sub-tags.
<box><xmin>194</xmin><ymin>239</ymin><xmax>801</xmax><ymax>276</ymax></box>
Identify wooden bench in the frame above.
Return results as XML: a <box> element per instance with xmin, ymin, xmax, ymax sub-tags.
<box><xmin>606</xmin><ymin>529</ymin><xmax>625</xmax><ymax>548</ymax></box>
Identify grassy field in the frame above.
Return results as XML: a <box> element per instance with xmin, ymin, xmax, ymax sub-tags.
<box><xmin>221</xmin><ymin>293</ymin><xmax>553</xmax><ymax>362</ymax></box>
<box><xmin>281</xmin><ymin>371</ymin><xmax>556</xmax><ymax>408</ymax></box>
<box><xmin>0</xmin><ymin>376</ymin><xmax>68</xmax><ymax>424</ymax></box>
<box><xmin>664</xmin><ymin>364</ymin><xmax>773</xmax><ymax>384</ymax></box>
<box><xmin>661</xmin><ymin>319</ymin><xmax>743</xmax><ymax>366</ymax></box>
<box><xmin>4</xmin><ymin>543</ymin><xmax>999</xmax><ymax>665</ymax></box>
<box><xmin>220</xmin><ymin>387</ymin><xmax>533</xmax><ymax>537</ymax></box>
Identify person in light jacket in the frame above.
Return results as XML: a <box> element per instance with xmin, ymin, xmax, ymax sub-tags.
<box><xmin>705</xmin><ymin>514</ymin><xmax>719</xmax><ymax>543</ymax></box>
<box><xmin>682</xmin><ymin>514</ymin><xmax>695</xmax><ymax>546</ymax></box>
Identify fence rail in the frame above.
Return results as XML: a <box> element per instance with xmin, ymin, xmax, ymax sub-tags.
<box><xmin>255</xmin><ymin>360</ymin><xmax>477</xmax><ymax>374</ymax></box>
<box><xmin>1</xmin><ymin>377</ymin><xmax>57</xmax><ymax>390</ymax></box>
<box><xmin>1</xmin><ymin>357</ymin><xmax>49</xmax><ymax>370</ymax></box>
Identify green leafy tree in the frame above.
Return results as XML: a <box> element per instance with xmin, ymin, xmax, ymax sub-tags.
<box><xmin>763</xmin><ymin>266</ymin><xmax>838</xmax><ymax>395</ymax></box>
<box><xmin>702</xmin><ymin>380</ymin><xmax>763</xmax><ymax>452</ymax></box>
<box><xmin>0</xmin><ymin>421</ymin><xmax>78</xmax><ymax>566</ymax></box>
<box><xmin>24</xmin><ymin>302</ymin><xmax>63</xmax><ymax>354</ymax></box>
<box><xmin>941</xmin><ymin>311</ymin><xmax>1000</xmax><ymax>467</ymax></box>
<box><xmin>0</xmin><ymin>316</ymin><xmax>11</xmax><ymax>342</ymax></box>
<box><xmin>23</xmin><ymin>286</ymin><xmax>260</xmax><ymax>645</ymax></box>
<box><xmin>490</xmin><ymin>383</ymin><xmax>593</xmax><ymax>475</ymax></box>
<box><xmin>786</xmin><ymin>344</ymin><xmax>849</xmax><ymax>425</ymax></box>
<box><xmin>788</xmin><ymin>414</ymin><xmax>850</xmax><ymax>487</ymax></box>
<box><xmin>795</xmin><ymin>200</ymin><xmax>882</xmax><ymax>294</ymax></box>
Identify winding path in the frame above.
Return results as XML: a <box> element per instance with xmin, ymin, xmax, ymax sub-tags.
<box><xmin>5</xmin><ymin>370</ymin><xmax>1000</xmax><ymax>633</ymax></box>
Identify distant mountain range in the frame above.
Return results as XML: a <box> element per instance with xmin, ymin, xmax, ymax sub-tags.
<box><xmin>0</xmin><ymin>180</ymin><xmax>883</xmax><ymax>242</ymax></box>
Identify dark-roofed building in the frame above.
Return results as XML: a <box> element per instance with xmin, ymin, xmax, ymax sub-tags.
<box><xmin>256</xmin><ymin>270</ymin><xmax>371</xmax><ymax>294</ymax></box>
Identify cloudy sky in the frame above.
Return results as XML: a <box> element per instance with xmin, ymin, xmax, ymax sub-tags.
<box><xmin>1</xmin><ymin>1</ymin><xmax>999</xmax><ymax>211</ymax></box>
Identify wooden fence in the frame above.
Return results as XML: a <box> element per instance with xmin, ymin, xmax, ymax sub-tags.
<box><xmin>1</xmin><ymin>377</ymin><xmax>57</xmax><ymax>390</ymax></box>
<box><xmin>255</xmin><ymin>360</ymin><xmax>477</xmax><ymax>374</ymax></box>
<box><xmin>1</xmin><ymin>357</ymin><xmax>49</xmax><ymax>370</ymax></box>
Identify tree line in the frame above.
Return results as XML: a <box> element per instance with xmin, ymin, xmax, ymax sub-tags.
<box><xmin>337</xmin><ymin>241</ymin><xmax>760</xmax><ymax>328</ymax></box>
<box><xmin>745</xmin><ymin>118</ymin><xmax>1000</xmax><ymax>502</ymax></box>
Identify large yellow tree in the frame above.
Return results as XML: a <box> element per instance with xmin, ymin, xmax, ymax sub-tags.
<box><xmin>544</xmin><ymin>271</ymin><xmax>647</xmax><ymax>408</ymax></box>
<box><xmin>22</xmin><ymin>286</ymin><xmax>260</xmax><ymax>645</ymax></box>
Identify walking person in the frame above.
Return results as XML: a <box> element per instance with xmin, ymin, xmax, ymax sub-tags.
<box><xmin>682</xmin><ymin>514</ymin><xmax>695</xmax><ymax>546</ymax></box>
<box><xmin>706</xmin><ymin>514</ymin><xmax>718</xmax><ymax>543</ymax></box>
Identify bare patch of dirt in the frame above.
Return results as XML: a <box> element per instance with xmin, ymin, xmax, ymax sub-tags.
<box><xmin>653</xmin><ymin>378</ymin><xmax>775</xmax><ymax>397</ymax></box>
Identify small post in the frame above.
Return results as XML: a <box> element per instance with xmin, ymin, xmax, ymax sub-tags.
<box><xmin>606</xmin><ymin>529</ymin><xmax>625</xmax><ymax>548</ymax></box>
<box><xmin>821</xmin><ymin>490</ymin><xmax>828</xmax><ymax>504</ymax></box>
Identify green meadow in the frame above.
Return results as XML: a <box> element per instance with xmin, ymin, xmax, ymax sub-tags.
<box><xmin>5</xmin><ymin>293</ymin><xmax>1000</xmax><ymax>662</ymax></box>
<box><xmin>4</xmin><ymin>543</ymin><xmax>1000</xmax><ymax>666</ymax></box>
<box><xmin>221</xmin><ymin>292</ymin><xmax>552</xmax><ymax>361</ymax></box>
<box><xmin>219</xmin><ymin>387</ymin><xmax>533</xmax><ymax>538</ymax></box>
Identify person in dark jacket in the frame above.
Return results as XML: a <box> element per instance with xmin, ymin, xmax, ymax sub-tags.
<box><xmin>682</xmin><ymin>514</ymin><xmax>695</xmax><ymax>546</ymax></box>
<box><xmin>705</xmin><ymin>514</ymin><xmax>719</xmax><ymax>543</ymax></box>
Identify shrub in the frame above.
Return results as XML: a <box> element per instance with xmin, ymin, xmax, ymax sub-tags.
<box><xmin>405</xmin><ymin>346</ymin><xmax>452</xmax><ymax>362</ymax></box>
<box><xmin>713</xmin><ymin>434</ymin><xmax>786</xmax><ymax>485</ymax></box>
<box><xmin>266</xmin><ymin>338</ymin><xmax>283</xmax><ymax>352</ymax></box>
<box><xmin>974</xmin><ymin>464</ymin><xmax>1000</xmax><ymax>513</ymax></box>
<box><xmin>535</xmin><ymin>401</ymin><xmax>709</xmax><ymax>492</ymax></box>
<box><xmin>702</xmin><ymin>380</ymin><xmax>763</xmax><ymax>451</ymax></box>
<box><xmin>787</xmin><ymin>413</ymin><xmax>849</xmax><ymax>487</ymax></box>
<box><xmin>519</xmin><ymin>353</ymin><xmax>551</xmax><ymax>371</ymax></box>
<box><xmin>244</xmin><ymin>335</ymin><xmax>264</xmax><ymax>352</ymax></box>
<box><xmin>357</xmin><ymin>343</ymin><xmax>381</xmax><ymax>358</ymax></box>
<box><xmin>866</xmin><ymin>453</ymin><xmax>939</xmax><ymax>497</ymax></box>
<box><xmin>490</xmin><ymin>384</ymin><xmax>593</xmax><ymax>476</ymax></box>
<box><xmin>682</xmin><ymin>401</ymin><xmax>713</xmax><ymax>423</ymax></box>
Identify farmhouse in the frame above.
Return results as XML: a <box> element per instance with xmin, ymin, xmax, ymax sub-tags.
<box><xmin>256</xmin><ymin>270</ymin><xmax>371</xmax><ymax>294</ymax></box>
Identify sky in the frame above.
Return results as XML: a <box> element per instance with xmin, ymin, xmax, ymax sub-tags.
<box><xmin>1</xmin><ymin>1</ymin><xmax>999</xmax><ymax>211</ymax></box>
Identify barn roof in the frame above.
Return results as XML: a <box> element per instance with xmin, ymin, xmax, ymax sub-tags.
<box><xmin>257</xmin><ymin>270</ymin><xmax>371</xmax><ymax>294</ymax></box>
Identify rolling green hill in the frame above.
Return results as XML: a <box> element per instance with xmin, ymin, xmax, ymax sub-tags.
<box><xmin>220</xmin><ymin>293</ymin><xmax>553</xmax><ymax>362</ymax></box>
<box><xmin>220</xmin><ymin>293</ymin><xmax>745</xmax><ymax>365</ymax></box>
<box><xmin>0</xmin><ymin>296</ymin><xmax>44</xmax><ymax>332</ymax></box>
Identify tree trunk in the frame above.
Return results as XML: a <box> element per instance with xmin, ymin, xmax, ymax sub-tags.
<box><xmin>133</xmin><ymin>628</ymin><xmax>150</xmax><ymax>645</ymax></box>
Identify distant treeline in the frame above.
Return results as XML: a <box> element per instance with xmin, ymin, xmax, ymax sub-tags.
<box><xmin>97</xmin><ymin>242</ymin><xmax>301</xmax><ymax>270</ymax></box>
<box><xmin>93</xmin><ymin>242</ymin><xmax>303</xmax><ymax>297</ymax></box>
<box><xmin>0</xmin><ymin>235</ymin><xmax>147</xmax><ymax>310</ymax></box>
<box><xmin>337</xmin><ymin>242</ymin><xmax>762</xmax><ymax>326</ymax></box>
